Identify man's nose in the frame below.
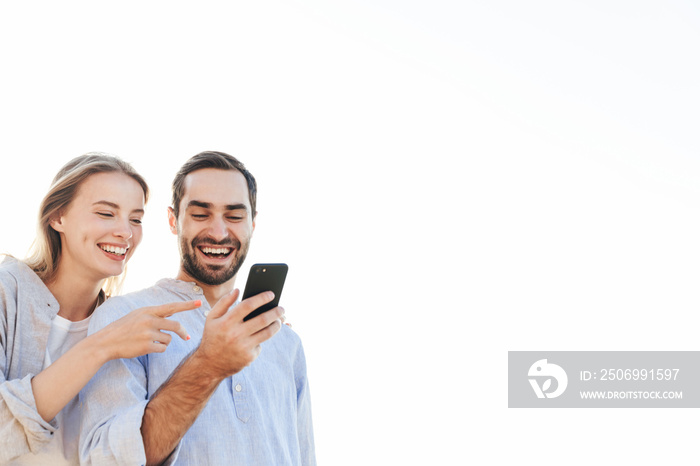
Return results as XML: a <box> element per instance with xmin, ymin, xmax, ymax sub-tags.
<box><xmin>208</xmin><ymin>217</ymin><xmax>229</xmax><ymax>241</ymax></box>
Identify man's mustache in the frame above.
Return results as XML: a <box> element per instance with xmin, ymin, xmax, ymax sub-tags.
<box><xmin>191</xmin><ymin>237</ymin><xmax>241</xmax><ymax>248</ymax></box>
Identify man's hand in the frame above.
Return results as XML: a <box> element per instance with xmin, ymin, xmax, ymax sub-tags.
<box><xmin>141</xmin><ymin>289</ymin><xmax>284</xmax><ymax>466</ymax></box>
<box><xmin>195</xmin><ymin>289</ymin><xmax>285</xmax><ymax>380</ymax></box>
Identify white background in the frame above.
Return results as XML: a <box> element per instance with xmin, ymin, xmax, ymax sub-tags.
<box><xmin>1</xmin><ymin>1</ymin><xmax>698</xmax><ymax>464</ymax></box>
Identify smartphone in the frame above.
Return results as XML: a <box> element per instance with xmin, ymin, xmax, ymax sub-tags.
<box><xmin>242</xmin><ymin>263</ymin><xmax>288</xmax><ymax>321</ymax></box>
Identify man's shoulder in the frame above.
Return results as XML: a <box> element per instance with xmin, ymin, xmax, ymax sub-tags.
<box><xmin>103</xmin><ymin>284</ymin><xmax>159</xmax><ymax>307</ymax></box>
<box><xmin>267</xmin><ymin>322</ymin><xmax>305</xmax><ymax>355</ymax></box>
<box><xmin>279</xmin><ymin>323</ymin><xmax>302</xmax><ymax>343</ymax></box>
<box><xmin>91</xmin><ymin>281</ymin><xmax>172</xmax><ymax>330</ymax></box>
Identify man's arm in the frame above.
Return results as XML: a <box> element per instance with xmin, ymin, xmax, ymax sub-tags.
<box><xmin>141</xmin><ymin>289</ymin><xmax>285</xmax><ymax>466</ymax></box>
<box><xmin>295</xmin><ymin>340</ymin><xmax>316</xmax><ymax>466</ymax></box>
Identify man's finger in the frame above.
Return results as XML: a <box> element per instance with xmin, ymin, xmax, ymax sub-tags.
<box><xmin>151</xmin><ymin>300</ymin><xmax>202</xmax><ymax>318</ymax></box>
<box><xmin>231</xmin><ymin>291</ymin><xmax>275</xmax><ymax>321</ymax></box>
<box><xmin>247</xmin><ymin>305</ymin><xmax>285</xmax><ymax>335</ymax></box>
<box><xmin>208</xmin><ymin>289</ymin><xmax>240</xmax><ymax>320</ymax></box>
<box><xmin>250</xmin><ymin>312</ymin><xmax>284</xmax><ymax>345</ymax></box>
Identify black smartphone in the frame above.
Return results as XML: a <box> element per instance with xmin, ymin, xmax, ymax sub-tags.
<box><xmin>242</xmin><ymin>263</ymin><xmax>288</xmax><ymax>321</ymax></box>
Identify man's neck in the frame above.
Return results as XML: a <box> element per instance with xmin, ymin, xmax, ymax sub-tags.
<box><xmin>175</xmin><ymin>269</ymin><xmax>237</xmax><ymax>308</ymax></box>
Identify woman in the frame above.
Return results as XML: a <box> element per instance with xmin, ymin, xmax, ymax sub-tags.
<box><xmin>0</xmin><ymin>153</ymin><xmax>200</xmax><ymax>464</ymax></box>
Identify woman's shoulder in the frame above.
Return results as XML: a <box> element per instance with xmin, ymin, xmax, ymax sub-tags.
<box><xmin>0</xmin><ymin>255</ymin><xmax>44</xmax><ymax>289</ymax></box>
<box><xmin>0</xmin><ymin>257</ymin><xmax>23</xmax><ymax>316</ymax></box>
<box><xmin>0</xmin><ymin>256</ymin><xmax>23</xmax><ymax>291</ymax></box>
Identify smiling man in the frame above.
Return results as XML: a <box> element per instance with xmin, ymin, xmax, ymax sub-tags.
<box><xmin>79</xmin><ymin>151</ymin><xmax>315</xmax><ymax>466</ymax></box>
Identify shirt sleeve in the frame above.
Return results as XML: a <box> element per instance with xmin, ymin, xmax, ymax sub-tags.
<box><xmin>294</xmin><ymin>339</ymin><xmax>317</xmax><ymax>466</ymax></box>
<box><xmin>0</xmin><ymin>275</ymin><xmax>58</xmax><ymax>462</ymax></box>
<box><xmin>0</xmin><ymin>375</ymin><xmax>58</xmax><ymax>462</ymax></box>
<box><xmin>78</xmin><ymin>355</ymin><xmax>150</xmax><ymax>466</ymax></box>
<box><xmin>78</xmin><ymin>299</ymin><xmax>183</xmax><ymax>466</ymax></box>
<box><xmin>78</xmin><ymin>300</ymin><xmax>149</xmax><ymax>466</ymax></box>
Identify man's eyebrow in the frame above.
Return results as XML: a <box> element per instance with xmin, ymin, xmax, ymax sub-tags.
<box><xmin>187</xmin><ymin>200</ymin><xmax>248</xmax><ymax>212</ymax></box>
<box><xmin>187</xmin><ymin>200</ymin><xmax>212</xmax><ymax>209</ymax></box>
<box><xmin>225</xmin><ymin>203</ymin><xmax>249</xmax><ymax>212</ymax></box>
<box><xmin>92</xmin><ymin>200</ymin><xmax>144</xmax><ymax>214</ymax></box>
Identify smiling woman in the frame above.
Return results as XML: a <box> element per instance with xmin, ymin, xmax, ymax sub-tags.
<box><xmin>0</xmin><ymin>153</ymin><xmax>202</xmax><ymax>465</ymax></box>
<box><xmin>47</xmin><ymin>172</ymin><xmax>145</xmax><ymax>295</ymax></box>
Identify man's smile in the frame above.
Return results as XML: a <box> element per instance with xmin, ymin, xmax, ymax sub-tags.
<box><xmin>197</xmin><ymin>245</ymin><xmax>234</xmax><ymax>260</ymax></box>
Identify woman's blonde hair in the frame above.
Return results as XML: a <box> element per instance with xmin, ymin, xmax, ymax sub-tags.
<box><xmin>24</xmin><ymin>152</ymin><xmax>149</xmax><ymax>297</ymax></box>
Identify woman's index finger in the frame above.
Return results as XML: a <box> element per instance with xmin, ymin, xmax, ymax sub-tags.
<box><xmin>151</xmin><ymin>300</ymin><xmax>202</xmax><ymax>317</ymax></box>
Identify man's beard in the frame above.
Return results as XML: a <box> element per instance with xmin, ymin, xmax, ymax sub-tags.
<box><xmin>180</xmin><ymin>234</ymin><xmax>250</xmax><ymax>286</ymax></box>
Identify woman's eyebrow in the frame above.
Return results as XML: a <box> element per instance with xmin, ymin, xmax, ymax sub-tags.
<box><xmin>93</xmin><ymin>200</ymin><xmax>120</xmax><ymax>209</ymax></box>
<box><xmin>93</xmin><ymin>200</ymin><xmax>144</xmax><ymax>214</ymax></box>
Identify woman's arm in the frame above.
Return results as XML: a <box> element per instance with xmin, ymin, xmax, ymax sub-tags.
<box><xmin>0</xmin><ymin>274</ymin><xmax>56</xmax><ymax>461</ymax></box>
<box><xmin>31</xmin><ymin>299</ymin><xmax>200</xmax><ymax>422</ymax></box>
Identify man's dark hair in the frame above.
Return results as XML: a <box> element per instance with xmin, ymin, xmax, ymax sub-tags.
<box><xmin>171</xmin><ymin>151</ymin><xmax>257</xmax><ymax>218</ymax></box>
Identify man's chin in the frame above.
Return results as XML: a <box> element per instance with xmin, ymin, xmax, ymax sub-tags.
<box><xmin>193</xmin><ymin>269</ymin><xmax>233</xmax><ymax>286</ymax></box>
<box><xmin>183</xmin><ymin>260</ymin><xmax>240</xmax><ymax>286</ymax></box>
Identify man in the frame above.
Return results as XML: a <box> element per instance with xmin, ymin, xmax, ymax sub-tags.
<box><xmin>80</xmin><ymin>151</ymin><xmax>315</xmax><ymax>465</ymax></box>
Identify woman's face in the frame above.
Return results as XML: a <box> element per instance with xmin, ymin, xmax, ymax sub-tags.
<box><xmin>51</xmin><ymin>172</ymin><xmax>145</xmax><ymax>282</ymax></box>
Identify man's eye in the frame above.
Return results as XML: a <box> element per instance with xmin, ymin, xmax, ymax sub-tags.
<box><xmin>130</xmin><ymin>218</ymin><xmax>143</xmax><ymax>225</ymax></box>
<box><xmin>97</xmin><ymin>212</ymin><xmax>114</xmax><ymax>218</ymax></box>
<box><xmin>227</xmin><ymin>216</ymin><xmax>243</xmax><ymax>221</ymax></box>
<box><xmin>192</xmin><ymin>214</ymin><xmax>208</xmax><ymax>219</ymax></box>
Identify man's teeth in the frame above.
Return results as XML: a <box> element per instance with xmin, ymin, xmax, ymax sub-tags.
<box><xmin>100</xmin><ymin>245</ymin><xmax>127</xmax><ymax>255</ymax></box>
<box><xmin>201</xmin><ymin>247</ymin><xmax>232</xmax><ymax>255</ymax></box>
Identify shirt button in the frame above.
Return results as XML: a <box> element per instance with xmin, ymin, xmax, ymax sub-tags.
<box><xmin>193</xmin><ymin>285</ymin><xmax>202</xmax><ymax>293</ymax></box>
<box><xmin>235</xmin><ymin>384</ymin><xmax>243</xmax><ymax>392</ymax></box>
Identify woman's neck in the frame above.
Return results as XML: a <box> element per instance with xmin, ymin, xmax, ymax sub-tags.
<box><xmin>45</xmin><ymin>267</ymin><xmax>104</xmax><ymax>322</ymax></box>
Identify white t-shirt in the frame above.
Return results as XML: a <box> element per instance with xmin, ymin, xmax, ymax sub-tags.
<box><xmin>10</xmin><ymin>315</ymin><xmax>90</xmax><ymax>465</ymax></box>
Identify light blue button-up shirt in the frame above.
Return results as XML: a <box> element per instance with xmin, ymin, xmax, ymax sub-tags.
<box><xmin>79</xmin><ymin>278</ymin><xmax>315</xmax><ymax>466</ymax></box>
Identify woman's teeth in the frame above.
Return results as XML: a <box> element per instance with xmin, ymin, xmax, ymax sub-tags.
<box><xmin>100</xmin><ymin>245</ymin><xmax>127</xmax><ymax>255</ymax></box>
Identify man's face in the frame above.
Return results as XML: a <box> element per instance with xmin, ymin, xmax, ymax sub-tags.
<box><xmin>169</xmin><ymin>168</ymin><xmax>255</xmax><ymax>286</ymax></box>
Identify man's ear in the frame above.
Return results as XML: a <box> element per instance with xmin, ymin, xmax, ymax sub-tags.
<box><xmin>167</xmin><ymin>207</ymin><xmax>178</xmax><ymax>235</ymax></box>
<box><xmin>251</xmin><ymin>211</ymin><xmax>257</xmax><ymax>235</ymax></box>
